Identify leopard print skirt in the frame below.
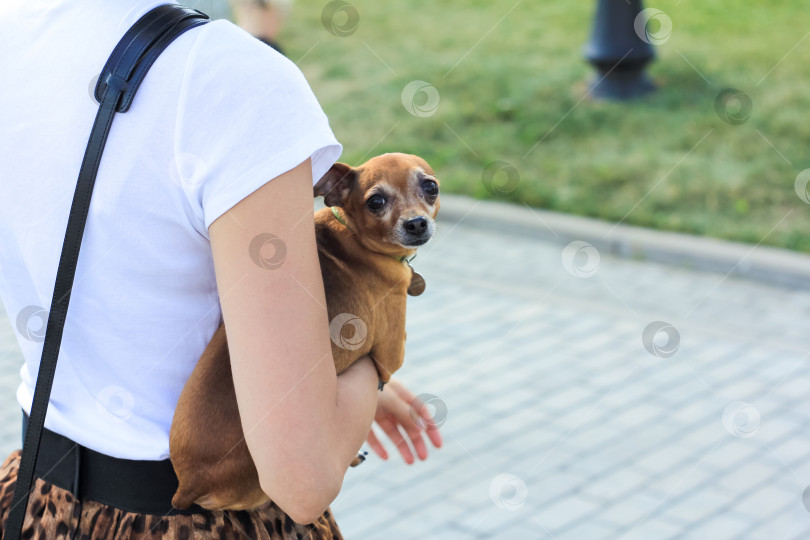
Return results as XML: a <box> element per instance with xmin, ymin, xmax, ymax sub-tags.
<box><xmin>0</xmin><ymin>450</ymin><xmax>344</xmax><ymax>539</ymax></box>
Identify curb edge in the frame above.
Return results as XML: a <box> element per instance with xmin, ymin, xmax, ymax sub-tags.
<box><xmin>436</xmin><ymin>194</ymin><xmax>810</xmax><ymax>291</ymax></box>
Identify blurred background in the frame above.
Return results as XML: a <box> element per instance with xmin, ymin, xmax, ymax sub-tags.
<box><xmin>279</xmin><ymin>0</ymin><xmax>810</xmax><ymax>251</ymax></box>
<box><xmin>3</xmin><ymin>1</ymin><xmax>810</xmax><ymax>539</ymax></box>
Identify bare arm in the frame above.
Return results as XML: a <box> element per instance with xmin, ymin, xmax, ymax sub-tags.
<box><xmin>208</xmin><ymin>158</ymin><xmax>379</xmax><ymax>524</ymax></box>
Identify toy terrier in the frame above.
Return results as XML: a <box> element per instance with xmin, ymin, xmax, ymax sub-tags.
<box><xmin>170</xmin><ymin>153</ymin><xmax>440</xmax><ymax>511</ymax></box>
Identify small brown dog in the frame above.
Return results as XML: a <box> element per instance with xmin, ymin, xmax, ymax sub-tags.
<box><xmin>169</xmin><ymin>153</ymin><xmax>440</xmax><ymax>511</ymax></box>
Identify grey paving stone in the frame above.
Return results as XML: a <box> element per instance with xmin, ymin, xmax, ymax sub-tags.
<box><xmin>357</xmin><ymin>518</ymin><xmax>485</xmax><ymax>540</ymax></box>
<box><xmin>702</xmin><ymin>439</ymin><xmax>761</xmax><ymax>475</ymax></box>
<box><xmin>597</xmin><ymin>489</ymin><xmax>664</xmax><ymax>529</ymax></box>
<box><xmin>646</xmin><ymin>466</ymin><xmax>713</xmax><ymax>502</ymax></box>
<box><xmin>618</xmin><ymin>518</ymin><xmax>682</xmax><ymax>540</ymax></box>
<box><xmin>452</xmin><ymin>504</ymin><xmax>537</xmax><ymax>538</ymax></box>
<box><xmin>332</xmin><ymin>468</ymin><xmax>389</xmax><ymax>512</ymax></box>
<box><xmin>532</xmin><ymin>495</ymin><xmax>602</xmax><ymax>532</ymax></box>
<box><xmin>2</xmin><ymin>205</ymin><xmax>810</xmax><ymax>537</ymax></box>
<box><xmin>0</xmin><ymin>305</ymin><xmax>24</xmax><ymax>458</ymax></box>
<box><xmin>333</xmin><ymin>502</ymin><xmax>403</xmax><ymax>539</ymax></box>
<box><xmin>551</xmin><ymin>519</ymin><xmax>616</xmax><ymax>540</ymax></box>
<box><xmin>524</xmin><ymin>470</ymin><xmax>591</xmax><ymax>508</ymax></box>
<box><xmin>757</xmin><ymin>415</ymin><xmax>805</xmax><ymax>445</ymax></box>
<box><xmin>686</xmin><ymin>511</ymin><xmax>756</xmax><ymax>540</ymax></box>
<box><xmin>717</xmin><ymin>459</ymin><xmax>784</xmax><ymax>496</ymax></box>
<box><xmin>390</xmin><ymin>500</ymin><xmax>471</xmax><ymax>537</ymax></box>
<box><xmin>729</xmin><ymin>482</ymin><xmax>800</xmax><ymax>523</ymax></box>
<box><xmin>771</xmin><ymin>377</ymin><xmax>810</xmax><ymax>402</ymax></box>
<box><xmin>771</xmin><ymin>436</ymin><xmax>810</xmax><ymax>467</ymax></box>
<box><xmin>635</xmin><ymin>445</ymin><xmax>708</xmax><ymax>475</ymax></box>
<box><xmin>574</xmin><ymin>449</ymin><xmax>642</xmax><ymax>480</ymax></box>
<box><xmin>539</xmin><ymin>386</ymin><xmax>599</xmax><ymax>412</ymax></box>
<box><xmin>561</xmin><ymin>423</ymin><xmax>618</xmax><ymax>453</ymax></box>
<box><xmin>681</xmin><ymin>422</ymin><xmax>728</xmax><ymax>448</ymax></box>
<box><xmin>787</xmin><ymin>526</ymin><xmax>810</xmax><ymax>540</ymax></box>
<box><xmin>581</xmin><ymin>468</ymin><xmax>651</xmax><ymax>501</ymax></box>
<box><xmin>743</xmin><ymin>502</ymin><xmax>809</xmax><ymax>540</ymax></box>
<box><xmin>660</xmin><ymin>486</ymin><xmax>736</xmax><ymax>524</ymax></box>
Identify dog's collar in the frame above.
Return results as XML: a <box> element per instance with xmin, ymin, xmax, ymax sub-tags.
<box><xmin>330</xmin><ymin>206</ymin><xmax>415</xmax><ymax>264</ymax></box>
<box><xmin>331</xmin><ymin>206</ymin><xmax>348</xmax><ymax>227</ymax></box>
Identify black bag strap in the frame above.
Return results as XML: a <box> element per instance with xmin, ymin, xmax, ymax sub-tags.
<box><xmin>4</xmin><ymin>5</ymin><xmax>208</xmax><ymax>538</ymax></box>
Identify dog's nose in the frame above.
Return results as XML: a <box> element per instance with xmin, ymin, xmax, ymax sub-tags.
<box><xmin>404</xmin><ymin>217</ymin><xmax>428</xmax><ymax>235</ymax></box>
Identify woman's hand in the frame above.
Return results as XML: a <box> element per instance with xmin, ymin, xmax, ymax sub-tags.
<box><xmin>365</xmin><ymin>378</ymin><xmax>443</xmax><ymax>464</ymax></box>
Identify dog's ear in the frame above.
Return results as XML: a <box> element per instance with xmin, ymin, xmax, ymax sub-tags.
<box><xmin>314</xmin><ymin>162</ymin><xmax>357</xmax><ymax>207</ymax></box>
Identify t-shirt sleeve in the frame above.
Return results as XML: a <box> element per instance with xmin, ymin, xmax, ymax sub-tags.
<box><xmin>174</xmin><ymin>20</ymin><xmax>342</xmax><ymax>233</ymax></box>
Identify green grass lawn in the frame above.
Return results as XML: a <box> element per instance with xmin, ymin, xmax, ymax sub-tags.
<box><xmin>280</xmin><ymin>0</ymin><xmax>810</xmax><ymax>252</ymax></box>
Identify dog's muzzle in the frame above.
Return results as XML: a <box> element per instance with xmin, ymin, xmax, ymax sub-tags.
<box><xmin>399</xmin><ymin>216</ymin><xmax>434</xmax><ymax>247</ymax></box>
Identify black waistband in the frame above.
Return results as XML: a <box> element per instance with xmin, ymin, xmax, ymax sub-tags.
<box><xmin>22</xmin><ymin>412</ymin><xmax>206</xmax><ymax>516</ymax></box>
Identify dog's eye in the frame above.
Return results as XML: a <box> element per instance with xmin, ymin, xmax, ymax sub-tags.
<box><xmin>366</xmin><ymin>194</ymin><xmax>386</xmax><ymax>211</ymax></box>
<box><xmin>422</xmin><ymin>180</ymin><xmax>439</xmax><ymax>197</ymax></box>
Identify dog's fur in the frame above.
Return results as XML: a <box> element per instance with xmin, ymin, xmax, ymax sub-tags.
<box><xmin>170</xmin><ymin>153</ymin><xmax>440</xmax><ymax>511</ymax></box>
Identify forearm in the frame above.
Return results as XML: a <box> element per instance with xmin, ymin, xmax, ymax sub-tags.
<box><xmin>328</xmin><ymin>356</ymin><xmax>379</xmax><ymax>470</ymax></box>
<box><xmin>209</xmin><ymin>158</ymin><xmax>380</xmax><ymax>521</ymax></box>
<box><xmin>250</xmin><ymin>354</ymin><xmax>378</xmax><ymax>522</ymax></box>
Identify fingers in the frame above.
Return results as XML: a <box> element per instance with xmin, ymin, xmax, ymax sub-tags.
<box><xmin>390</xmin><ymin>378</ymin><xmax>416</xmax><ymax>403</ymax></box>
<box><xmin>393</xmin><ymin>403</ymin><xmax>430</xmax><ymax>461</ymax></box>
<box><xmin>421</xmin><ymin>425</ymin><xmax>442</xmax><ymax>451</ymax></box>
<box><xmin>366</xmin><ymin>428</ymin><xmax>388</xmax><ymax>460</ymax></box>
<box><xmin>407</xmin><ymin>395</ymin><xmax>444</xmax><ymax>449</ymax></box>
<box><xmin>371</xmin><ymin>378</ymin><xmax>443</xmax><ymax>464</ymax></box>
<box><xmin>377</xmin><ymin>416</ymin><xmax>415</xmax><ymax>464</ymax></box>
<box><xmin>425</xmin><ymin>422</ymin><xmax>443</xmax><ymax>449</ymax></box>
<box><xmin>380</xmin><ymin>387</ymin><xmax>424</xmax><ymax>452</ymax></box>
<box><xmin>405</xmin><ymin>426</ymin><xmax>427</xmax><ymax>461</ymax></box>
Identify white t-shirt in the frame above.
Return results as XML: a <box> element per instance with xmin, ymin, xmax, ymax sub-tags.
<box><xmin>0</xmin><ymin>0</ymin><xmax>341</xmax><ymax>459</ymax></box>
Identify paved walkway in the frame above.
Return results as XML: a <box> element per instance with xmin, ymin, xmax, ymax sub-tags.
<box><xmin>2</xmin><ymin>199</ymin><xmax>809</xmax><ymax>539</ymax></box>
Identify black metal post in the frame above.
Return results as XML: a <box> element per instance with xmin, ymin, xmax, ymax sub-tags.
<box><xmin>584</xmin><ymin>0</ymin><xmax>657</xmax><ymax>100</ymax></box>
